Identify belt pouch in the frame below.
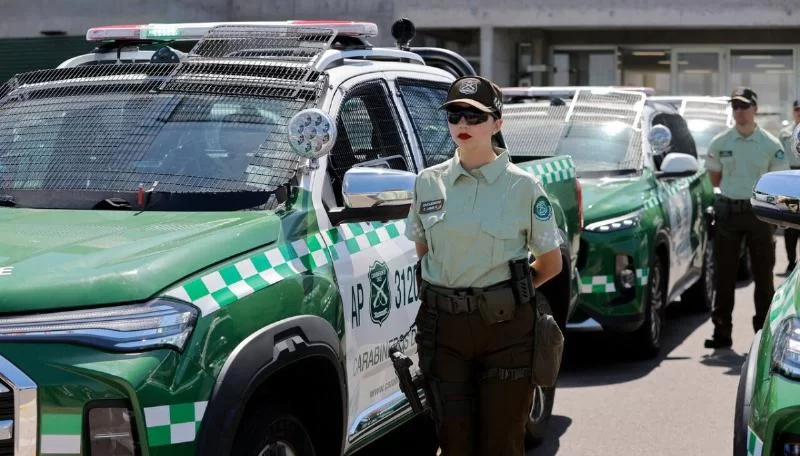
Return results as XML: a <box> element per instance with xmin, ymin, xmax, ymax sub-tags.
<box><xmin>477</xmin><ymin>288</ymin><xmax>517</xmax><ymax>325</ymax></box>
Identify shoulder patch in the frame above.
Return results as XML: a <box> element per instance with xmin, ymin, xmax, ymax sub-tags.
<box><xmin>534</xmin><ymin>196</ymin><xmax>553</xmax><ymax>222</ymax></box>
<box><xmin>719</xmin><ymin>150</ymin><xmax>732</xmax><ymax>158</ymax></box>
<box><xmin>775</xmin><ymin>149</ymin><xmax>786</xmax><ymax>160</ymax></box>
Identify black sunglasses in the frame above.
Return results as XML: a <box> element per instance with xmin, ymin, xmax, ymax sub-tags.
<box><xmin>731</xmin><ymin>101</ymin><xmax>752</xmax><ymax>111</ymax></box>
<box><xmin>446</xmin><ymin>109</ymin><xmax>491</xmax><ymax>125</ymax></box>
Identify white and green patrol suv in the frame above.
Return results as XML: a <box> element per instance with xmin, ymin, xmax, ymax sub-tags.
<box><xmin>0</xmin><ymin>20</ymin><xmax>581</xmax><ymax>456</ymax></box>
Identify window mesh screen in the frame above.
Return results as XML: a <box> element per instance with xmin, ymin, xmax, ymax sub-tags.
<box><xmin>0</xmin><ymin>25</ymin><xmax>334</xmax><ymax>197</ymax></box>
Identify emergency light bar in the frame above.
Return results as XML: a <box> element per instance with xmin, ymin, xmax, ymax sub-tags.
<box><xmin>86</xmin><ymin>20</ymin><xmax>379</xmax><ymax>42</ymax></box>
<box><xmin>503</xmin><ymin>86</ymin><xmax>655</xmax><ymax>99</ymax></box>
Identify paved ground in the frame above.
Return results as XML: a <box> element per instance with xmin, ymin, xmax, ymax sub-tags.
<box><xmin>359</xmin><ymin>234</ymin><xmax>796</xmax><ymax>456</ymax></box>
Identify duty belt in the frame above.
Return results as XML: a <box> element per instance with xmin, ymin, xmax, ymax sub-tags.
<box><xmin>423</xmin><ymin>280</ymin><xmax>511</xmax><ymax>314</ymax></box>
<box><xmin>717</xmin><ymin>196</ymin><xmax>751</xmax><ymax>213</ymax></box>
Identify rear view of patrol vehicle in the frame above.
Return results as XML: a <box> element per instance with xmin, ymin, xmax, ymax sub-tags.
<box><xmin>0</xmin><ymin>19</ymin><xmax>581</xmax><ymax>455</ymax></box>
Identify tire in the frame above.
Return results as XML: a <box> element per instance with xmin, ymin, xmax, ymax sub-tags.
<box><xmin>733</xmin><ymin>354</ymin><xmax>750</xmax><ymax>456</ymax></box>
<box><xmin>632</xmin><ymin>254</ymin><xmax>666</xmax><ymax>358</ymax></box>
<box><xmin>232</xmin><ymin>397</ymin><xmax>317</xmax><ymax>456</ymax></box>
<box><xmin>682</xmin><ymin>235</ymin><xmax>715</xmax><ymax>312</ymax></box>
<box><xmin>526</xmin><ymin>294</ymin><xmax>558</xmax><ymax>443</ymax></box>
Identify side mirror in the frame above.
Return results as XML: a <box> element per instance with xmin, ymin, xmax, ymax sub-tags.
<box><xmin>328</xmin><ymin>166</ymin><xmax>416</xmax><ymax>225</ymax></box>
<box><xmin>648</xmin><ymin>124</ymin><xmax>672</xmax><ymax>155</ymax></box>
<box><xmin>656</xmin><ymin>152</ymin><xmax>699</xmax><ymax>178</ymax></box>
<box><xmin>751</xmin><ymin>170</ymin><xmax>800</xmax><ymax>229</ymax></box>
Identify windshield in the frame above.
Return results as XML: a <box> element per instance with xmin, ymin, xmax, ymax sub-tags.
<box><xmin>502</xmin><ymin>103</ymin><xmax>643</xmax><ymax>174</ymax></box>
<box><xmin>685</xmin><ymin>118</ymin><xmax>728</xmax><ymax>157</ymax></box>
<box><xmin>0</xmin><ymin>63</ymin><xmax>321</xmax><ymax>210</ymax></box>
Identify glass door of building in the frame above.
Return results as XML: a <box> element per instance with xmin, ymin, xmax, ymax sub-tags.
<box><xmin>672</xmin><ymin>50</ymin><xmax>723</xmax><ymax>96</ymax></box>
<box><xmin>729</xmin><ymin>49</ymin><xmax>795</xmax><ymax>136</ymax></box>
<box><xmin>551</xmin><ymin>48</ymin><xmax>617</xmax><ymax>86</ymax></box>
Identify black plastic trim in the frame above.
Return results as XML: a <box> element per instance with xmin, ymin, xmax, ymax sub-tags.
<box><xmin>83</xmin><ymin>399</ymin><xmax>141</xmax><ymax>456</ymax></box>
<box><xmin>196</xmin><ymin>315</ymin><xmax>346</xmax><ymax>456</ymax></box>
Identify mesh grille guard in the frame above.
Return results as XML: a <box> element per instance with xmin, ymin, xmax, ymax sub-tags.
<box><xmin>501</xmin><ymin>89</ymin><xmax>647</xmax><ymax>172</ymax></box>
<box><xmin>0</xmin><ymin>25</ymin><xmax>338</xmax><ymax>205</ymax></box>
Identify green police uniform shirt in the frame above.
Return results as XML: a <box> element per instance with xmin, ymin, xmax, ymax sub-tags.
<box><xmin>779</xmin><ymin>123</ymin><xmax>800</xmax><ymax>168</ymax></box>
<box><xmin>704</xmin><ymin>125</ymin><xmax>789</xmax><ymax>199</ymax></box>
<box><xmin>404</xmin><ymin>147</ymin><xmax>562</xmax><ymax>289</ymax></box>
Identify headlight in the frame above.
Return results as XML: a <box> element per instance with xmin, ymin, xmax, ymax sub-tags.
<box><xmin>583</xmin><ymin>210</ymin><xmax>642</xmax><ymax>233</ymax></box>
<box><xmin>0</xmin><ymin>299</ymin><xmax>197</xmax><ymax>352</ymax></box>
<box><xmin>771</xmin><ymin>317</ymin><xmax>800</xmax><ymax>380</ymax></box>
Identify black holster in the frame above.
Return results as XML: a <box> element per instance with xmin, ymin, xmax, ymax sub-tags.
<box><xmin>509</xmin><ymin>257</ymin><xmax>535</xmax><ymax>306</ymax></box>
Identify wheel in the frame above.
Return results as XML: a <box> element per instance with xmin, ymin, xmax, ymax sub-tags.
<box><xmin>632</xmin><ymin>255</ymin><xmax>666</xmax><ymax>358</ymax></box>
<box><xmin>733</xmin><ymin>354</ymin><xmax>750</xmax><ymax>456</ymax></box>
<box><xmin>232</xmin><ymin>397</ymin><xmax>317</xmax><ymax>456</ymax></box>
<box><xmin>682</xmin><ymin>235</ymin><xmax>715</xmax><ymax>312</ymax></box>
<box><xmin>526</xmin><ymin>294</ymin><xmax>558</xmax><ymax>443</ymax></box>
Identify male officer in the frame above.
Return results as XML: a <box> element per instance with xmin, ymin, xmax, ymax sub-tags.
<box><xmin>704</xmin><ymin>87</ymin><xmax>789</xmax><ymax>349</ymax></box>
<box><xmin>778</xmin><ymin>100</ymin><xmax>800</xmax><ymax>276</ymax></box>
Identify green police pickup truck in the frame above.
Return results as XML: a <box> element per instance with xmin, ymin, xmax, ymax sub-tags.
<box><xmin>503</xmin><ymin>87</ymin><xmax>716</xmax><ymax>358</ymax></box>
<box><xmin>0</xmin><ymin>20</ymin><xmax>581</xmax><ymax>456</ymax></box>
<box><xmin>734</xmin><ymin>162</ymin><xmax>800</xmax><ymax>456</ymax></box>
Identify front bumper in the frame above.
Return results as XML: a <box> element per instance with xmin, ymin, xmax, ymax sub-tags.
<box><xmin>0</xmin><ymin>342</ymin><xmax>212</xmax><ymax>456</ymax></box>
<box><xmin>568</xmin><ymin>228</ymin><xmax>650</xmax><ymax>333</ymax></box>
<box><xmin>751</xmin><ymin>375</ymin><xmax>800</xmax><ymax>456</ymax></box>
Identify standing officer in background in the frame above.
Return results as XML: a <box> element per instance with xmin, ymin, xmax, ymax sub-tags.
<box><xmin>704</xmin><ymin>87</ymin><xmax>789</xmax><ymax>349</ymax></box>
<box><xmin>404</xmin><ymin>75</ymin><xmax>563</xmax><ymax>455</ymax></box>
<box><xmin>778</xmin><ymin>100</ymin><xmax>800</xmax><ymax>276</ymax></box>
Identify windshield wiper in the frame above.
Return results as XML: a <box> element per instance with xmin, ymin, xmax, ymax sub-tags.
<box><xmin>0</xmin><ymin>195</ymin><xmax>15</xmax><ymax>207</ymax></box>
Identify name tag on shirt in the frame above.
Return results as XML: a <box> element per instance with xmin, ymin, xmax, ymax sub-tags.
<box><xmin>420</xmin><ymin>199</ymin><xmax>444</xmax><ymax>214</ymax></box>
<box><xmin>719</xmin><ymin>150</ymin><xmax>732</xmax><ymax>158</ymax></box>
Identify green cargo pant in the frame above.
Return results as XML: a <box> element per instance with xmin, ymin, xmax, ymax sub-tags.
<box><xmin>712</xmin><ymin>197</ymin><xmax>776</xmax><ymax>337</ymax></box>
<box><xmin>415</xmin><ymin>284</ymin><xmax>535</xmax><ymax>456</ymax></box>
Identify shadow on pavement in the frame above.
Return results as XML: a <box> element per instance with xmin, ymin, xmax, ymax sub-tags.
<box><xmin>527</xmin><ymin>415</ymin><xmax>572</xmax><ymax>456</ymax></box>
<box><xmin>700</xmin><ymin>348</ymin><xmax>746</xmax><ymax>376</ymax></box>
<box><xmin>557</xmin><ymin>301</ymin><xmax>710</xmax><ymax>388</ymax></box>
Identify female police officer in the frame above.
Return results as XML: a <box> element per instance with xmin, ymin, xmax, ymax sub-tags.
<box><xmin>404</xmin><ymin>75</ymin><xmax>563</xmax><ymax>456</ymax></box>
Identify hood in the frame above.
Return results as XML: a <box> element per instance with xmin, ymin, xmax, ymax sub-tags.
<box><xmin>0</xmin><ymin>208</ymin><xmax>283</xmax><ymax>313</ymax></box>
<box><xmin>580</xmin><ymin>173</ymin><xmax>654</xmax><ymax>222</ymax></box>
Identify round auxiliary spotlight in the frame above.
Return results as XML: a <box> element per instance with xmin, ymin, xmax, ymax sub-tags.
<box><xmin>391</xmin><ymin>18</ymin><xmax>416</xmax><ymax>50</ymax></box>
<box><xmin>287</xmin><ymin>108</ymin><xmax>337</xmax><ymax>159</ymax></box>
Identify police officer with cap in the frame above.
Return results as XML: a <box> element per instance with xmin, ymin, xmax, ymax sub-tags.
<box><xmin>703</xmin><ymin>87</ymin><xmax>789</xmax><ymax>349</ymax></box>
<box><xmin>778</xmin><ymin>100</ymin><xmax>800</xmax><ymax>276</ymax></box>
<box><xmin>405</xmin><ymin>75</ymin><xmax>563</xmax><ymax>455</ymax></box>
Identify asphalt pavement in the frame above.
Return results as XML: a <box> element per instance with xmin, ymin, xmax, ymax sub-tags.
<box><xmin>358</xmin><ymin>233</ymin><xmax>797</xmax><ymax>456</ymax></box>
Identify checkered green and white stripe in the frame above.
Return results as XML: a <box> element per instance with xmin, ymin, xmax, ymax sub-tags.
<box><xmin>747</xmin><ymin>427</ymin><xmax>763</xmax><ymax>456</ymax></box>
<box><xmin>40</xmin><ymin>414</ymin><xmax>81</xmax><ymax>455</ymax></box>
<box><xmin>323</xmin><ymin>221</ymin><xmax>405</xmax><ymax>261</ymax></box>
<box><xmin>768</xmin><ymin>266</ymin><xmax>798</xmax><ymax>331</ymax></box>
<box><xmin>643</xmin><ymin>178</ymin><xmax>693</xmax><ymax>210</ymax></box>
<box><xmin>521</xmin><ymin>157</ymin><xmax>576</xmax><ymax>185</ymax></box>
<box><xmin>580</xmin><ymin>268</ymin><xmax>648</xmax><ymax>294</ymax></box>
<box><xmin>164</xmin><ymin>232</ymin><xmax>332</xmax><ymax>316</ymax></box>
<box><xmin>164</xmin><ymin>221</ymin><xmax>407</xmax><ymax>316</ymax></box>
<box><xmin>144</xmin><ymin>401</ymin><xmax>207</xmax><ymax>447</ymax></box>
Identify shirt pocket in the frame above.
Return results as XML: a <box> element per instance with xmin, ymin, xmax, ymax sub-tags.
<box><xmin>420</xmin><ymin>211</ymin><xmax>446</xmax><ymax>256</ymax></box>
<box><xmin>480</xmin><ymin>218</ymin><xmax>521</xmax><ymax>266</ymax></box>
<box><xmin>720</xmin><ymin>156</ymin><xmax>736</xmax><ymax>179</ymax></box>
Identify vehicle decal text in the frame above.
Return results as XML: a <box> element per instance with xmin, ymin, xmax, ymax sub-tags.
<box><xmin>351</xmin><ymin>259</ymin><xmax>418</xmax><ymax>329</ymax></box>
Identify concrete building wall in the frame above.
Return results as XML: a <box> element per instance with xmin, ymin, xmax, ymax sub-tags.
<box><xmin>0</xmin><ymin>0</ymin><xmax>228</xmax><ymax>38</ymax></box>
<box><xmin>4</xmin><ymin>0</ymin><xmax>797</xmax><ymax>40</ymax></box>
